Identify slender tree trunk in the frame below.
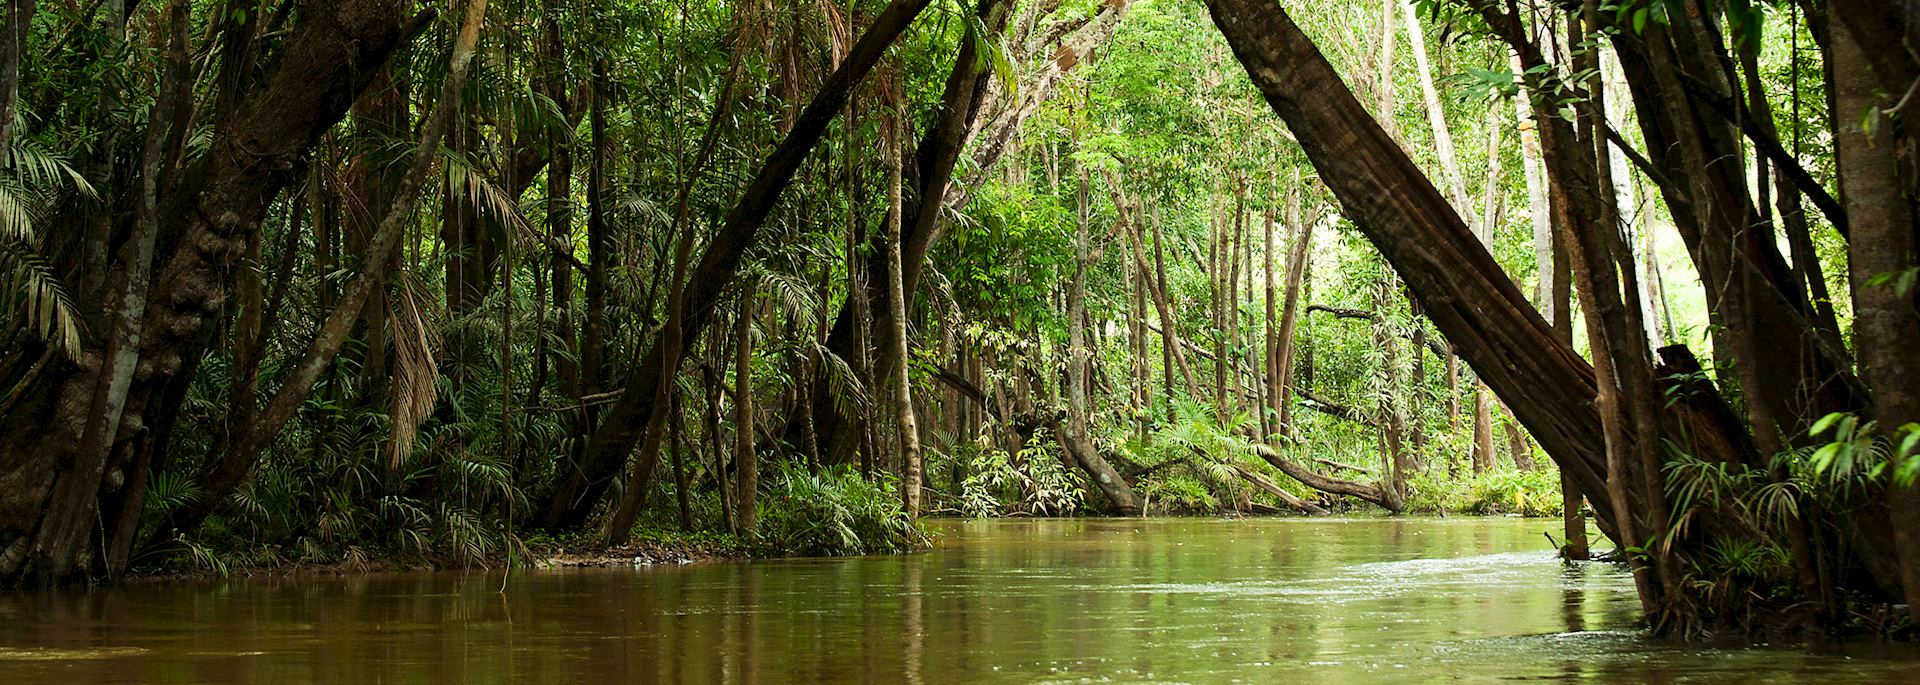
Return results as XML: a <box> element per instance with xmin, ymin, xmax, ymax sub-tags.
<box><xmin>1211</xmin><ymin>200</ymin><xmax>1228</xmax><ymax>416</ymax></box>
<box><xmin>885</xmin><ymin>79</ymin><xmax>925</xmax><ymax>517</ymax></box>
<box><xmin>0</xmin><ymin>0</ymin><xmax>37</xmax><ymax>164</ymax></box>
<box><xmin>670</xmin><ymin>394</ymin><xmax>693</xmax><ymax>532</ymax></box>
<box><xmin>1122</xmin><ymin>196</ymin><xmax>1201</xmax><ymax>399</ymax></box>
<box><xmin>792</xmin><ymin>0</ymin><xmax>1012</xmax><ymax>463</ymax></box>
<box><xmin>1401</xmin><ymin>0</ymin><xmax>1465</xmax><ymax>209</ymax></box>
<box><xmin>705</xmin><ymin>348</ymin><xmax>733</xmax><ymax>533</ymax></box>
<box><xmin>1263</xmin><ymin>206</ymin><xmax>1279</xmax><ymax>437</ymax></box>
<box><xmin>1273</xmin><ymin>188</ymin><xmax>1313</xmax><ymax>435</ymax></box>
<box><xmin>602</xmin><ymin>43</ymin><xmax>749</xmax><ymax>546</ymax></box>
<box><xmin>734</xmin><ymin>285</ymin><xmax>760</xmax><ymax>532</ymax></box>
<box><xmin>1503</xmin><ymin>407</ymin><xmax>1536</xmax><ymax>470</ymax></box>
<box><xmin>1069</xmin><ymin>150</ymin><xmax>1092</xmax><ymax>441</ymax></box>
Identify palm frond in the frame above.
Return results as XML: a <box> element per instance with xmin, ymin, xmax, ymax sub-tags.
<box><xmin>816</xmin><ymin>342</ymin><xmax>870</xmax><ymax>419</ymax></box>
<box><xmin>8</xmin><ymin>138</ymin><xmax>97</xmax><ymax>201</ymax></box>
<box><xmin>389</xmin><ymin>271</ymin><xmax>444</xmax><ymax>468</ymax></box>
<box><xmin>0</xmin><ymin>236</ymin><xmax>83</xmax><ymax>357</ymax></box>
<box><xmin>0</xmin><ymin>175</ymin><xmax>44</xmax><ymax>241</ymax></box>
<box><xmin>443</xmin><ymin>148</ymin><xmax>538</xmax><ymax>248</ymax></box>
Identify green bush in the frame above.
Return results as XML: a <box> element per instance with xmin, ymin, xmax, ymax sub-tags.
<box><xmin>1138</xmin><ymin>474</ymin><xmax>1218</xmax><ymax>513</ymax></box>
<box><xmin>957</xmin><ymin>432</ymin><xmax>1084</xmax><ymax>517</ymax></box>
<box><xmin>1462</xmin><ymin>469</ymin><xmax>1564</xmax><ymax>517</ymax></box>
<box><xmin>755</xmin><ymin>462</ymin><xmax>930</xmax><ymax>557</ymax></box>
<box><xmin>1400</xmin><ymin>468</ymin><xmax>1564</xmax><ymax>517</ymax></box>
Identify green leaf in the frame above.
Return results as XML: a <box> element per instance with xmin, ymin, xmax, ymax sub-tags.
<box><xmin>1810</xmin><ymin>412</ymin><xmax>1845</xmax><ymax>437</ymax></box>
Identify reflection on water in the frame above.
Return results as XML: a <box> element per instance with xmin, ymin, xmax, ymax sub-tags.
<box><xmin>1</xmin><ymin>517</ymin><xmax>1916</xmax><ymax>683</ymax></box>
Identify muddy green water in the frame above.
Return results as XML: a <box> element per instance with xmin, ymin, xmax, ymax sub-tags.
<box><xmin>2</xmin><ymin>517</ymin><xmax>1916</xmax><ymax>683</ymax></box>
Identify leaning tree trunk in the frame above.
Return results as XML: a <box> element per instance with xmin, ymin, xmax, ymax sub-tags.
<box><xmin>540</xmin><ymin>0</ymin><xmax>938</xmax><ymax>532</ymax></box>
<box><xmin>1273</xmin><ymin>188</ymin><xmax>1313</xmax><ymax>435</ymax></box>
<box><xmin>1201</xmin><ymin>0</ymin><xmax>1631</xmax><ymax>533</ymax></box>
<box><xmin>792</xmin><ymin>0</ymin><xmax>1012</xmax><ymax>465</ymax></box>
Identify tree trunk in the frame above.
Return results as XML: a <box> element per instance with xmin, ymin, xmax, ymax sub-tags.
<box><xmin>670</xmin><ymin>394</ymin><xmax>693</xmax><ymax>532</ymax></box>
<box><xmin>1</xmin><ymin>0</ymin><xmax>414</xmax><ymax>584</ymax></box>
<box><xmin>134</xmin><ymin>0</ymin><xmax>485</xmax><ymax>556</ymax></box>
<box><xmin>1472</xmin><ymin>389</ymin><xmax>1494</xmax><ymax>473</ymax></box>
<box><xmin>1263</xmin><ymin>205</ymin><xmax>1279</xmax><ymax>438</ymax></box>
<box><xmin>0</xmin><ymin>0</ymin><xmax>37</xmax><ymax>164</ymax></box>
<box><xmin>602</xmin><ymin>42</ymin><xmax>750</xmax><ymax>547</ymax></box>
<box><xmin>1831</xmin><ymin>7</ymin><xmax>1920</xmax><ymax>627</ymax></box>
<box><xmin>542</xmin><ymin>0</ymin><xmax>937</xmax><ymax>531</ymax></box>
<box><xmin>1273</xmin><ymin>188</ymin><xmax>1313</xmax><ymax>435</ymax></box>
<box><xmin>1202</xmin><ymin>0</ymin><xmax>1624</xmax><ymax>531</ymax></box>
<box><xmin>1401</xmin><ymin>0</ymin><xmax>1466</xmax><ymax>210</ymax></box>
<box><xmin>735</xmin><ymin>285</ymin><xmax>761</xmax><ymax>531</ymax></box>
<box><xmin>793</xmin><ymin>0</ymin><xmax>1012</xmax><ymax>464</ymax></box>
<box><xmin>33</xmin><ymin>1</ymin><xmax>187</xmax><ymax>584</ymax></box>
<box><xmin>885</xmin><ymin>101</ymin><xmax>924</xmax><ymax>517</ymax></box>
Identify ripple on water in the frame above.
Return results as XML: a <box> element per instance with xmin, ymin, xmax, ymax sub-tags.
<box><xmin>0</xmin><ymin>647</ymin><xmax>151</xmax><ymax>661</ymax></box>
<box><xmin>1080</xmin><ymin>551</ymin><xmax>1631</xmax><ymax>606</ymax></box>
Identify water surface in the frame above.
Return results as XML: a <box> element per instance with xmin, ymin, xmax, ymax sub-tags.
<box><xmin>3</xmin><ymin>517</ymin><xmax>1915</xmax><ymax>683</ymax></box>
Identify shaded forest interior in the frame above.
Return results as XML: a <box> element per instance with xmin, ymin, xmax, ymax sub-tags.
<box><xmin>1</xmin><ymin>0</ymin><xmax>1918</xmax><ymax>638</ymax></box>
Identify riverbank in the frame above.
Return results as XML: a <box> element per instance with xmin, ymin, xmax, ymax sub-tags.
<box><xmin>123</xmin><ymin>511</ymin><xmax>1578</xmax><ymax>583</ymax></box>
<box><xmin>534</xmin><ymin>530</ymin><xmax>753</xmax><ymax>569</ymax></box>
<box><xmin>127</xmin><ymin>528</ymin><xmax>759</xmax><ymax>582</ymax></box>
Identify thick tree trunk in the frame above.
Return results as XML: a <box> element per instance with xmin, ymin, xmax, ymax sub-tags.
<box><xmin>1049</xmin><ymin>416</ymin><xmax>1143</xmax><ymax>515</ymax></box>
<box><xmin>1472</xmin><ymin>390</ymin><xmax>1494</xmax><ymax>473</ymax></box>
<box><xmin>0</xmin><ymin>0</ymin><xmax>414</xmax><ymax>584</ymax></box>
<box><xmin>32</xmin><ymin>1</ymin><xmax>187</xmax><ymax>584</ymax></box>
<box><xmin>1609</xmin><ymin>2</ymin><xmax>1859</xmax><ymax>460</ymax></box>
<box><xmin>135</xmin><ymin>0</ymin><xmax>484</xmax><ymax>555</ymax></box>
<box><xmin>1831</xmin><ymin>7</ymin><xmax>1920</xmax><ymax>627</ymax></box>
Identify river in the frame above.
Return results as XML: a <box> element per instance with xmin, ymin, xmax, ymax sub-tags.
<box><xmin>1</xmin><ymin>517</ymin><xmax>1915</xmax><ymax>683</ymax></box>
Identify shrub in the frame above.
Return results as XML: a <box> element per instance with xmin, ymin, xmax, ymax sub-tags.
<box><xmin>1461</xmin><ymin>468</ymin><xmax>1564</xmax><ymax>517</ymax></box>
<box><xmin>755</xmin><ymin>462</ymin><xmax>931</xmax><ymax>557</ymax></box>
<box><xmin>957</xmin><ymin>431</ymin><xmax>1084</xmax><ymax>517</ymax></box>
